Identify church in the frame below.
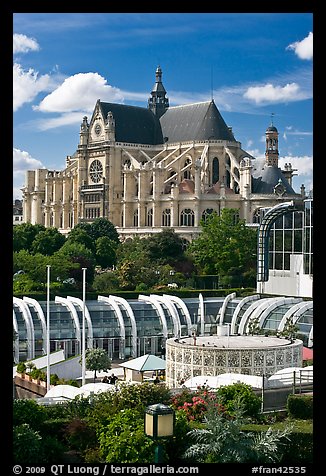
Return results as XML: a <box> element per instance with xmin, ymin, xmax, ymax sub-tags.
<box><xmin>22</xmin><ymin>66</ymin><xmax>304</xmax><ymax>241</ymax></box>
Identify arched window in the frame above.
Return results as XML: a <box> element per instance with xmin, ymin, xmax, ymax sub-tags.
<box><xmin>180</xmin><ymin>208</ymin><xmax>194</xmax><ymax>226</ymax></box>
<box><xmin>164</xmin><ymin>170</ymin><xmax>177</xmax><ymax>194</ymax></box>
<box><xmin>212</xmin><ymin>157</ymin><xmax>219</xmax><ymax>184</ymax></box>
<box><xmin>162</xmin><ymin>208</ymin><xmax>171</xmax><ymax>227</ymax></box>
<box><xmin>147</xmin><ymin>208</ymin><xmax>153</xmax><ymax>227</ymax></box>
<box><xmin>253</xmin><ymin>209</ymin><xmax>261</xmax><ymax>224</ymax></box>
<box><xmin>133</xmin><ymin>209</ymin><xmax>138</xmax><ymax>227</ymax></box>
<box><xmin>226</xmin><ymin>170</ymin><xmax>231</xmax><ymax>188</ymax></box>
<box><xmin>183</xmin><ymin>158</ymin><xmax>192</xmax><ymax>179</ymax></box>
<box><xmin>201</xmin><ymin>208</ymin><xmax>215</xmax><ymax>223</ymax></box>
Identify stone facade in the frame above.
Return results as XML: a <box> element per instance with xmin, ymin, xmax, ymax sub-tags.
<box><xmin>22</xmin><ymin>67</ymin><xmax>302</xmax><ymax>240</ymax></box>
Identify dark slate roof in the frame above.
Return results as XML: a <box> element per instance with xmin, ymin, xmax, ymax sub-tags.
<box><xmin>99</xmin><ymin>102</ymin><xmax>163</xmax><ymax>145</ymax></box>
<box><xmin>159</xmin><ymin>100</ymin><xmax>235</xmax><ymax>143</ymax></box>
<box><xmin>252</xmin><ymin>165</ymin><xmax>296</xmax><ymax>194</ymax></box>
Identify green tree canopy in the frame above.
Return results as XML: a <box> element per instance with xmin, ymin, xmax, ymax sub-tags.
<box><xmin>81</xmin><ymin>348</ymin><xmax>111</xmax><ymax>381</ymax></box>
<box><xmin>95</xmin><ymin>236</ymin><xmax>118</xmax><ymax>268</ymax></box>
<box><xmin>55</xmin><ymin>242</ymin><xmax>96</xmax><ymax>284</ymax></box>
<box><xmin>66</xmin><ymin>228</ymin><xmax>96</xmax><ymax>254</ymax></box>
<box><xmin>146</xmin><ymin>228</ymin><xmax>185</xmax><ymax>264</ymax></box>
<box><xmin>74</xmin><ymin>218</ymin><xmax>120</xmax><ymax>243</ymax></box>
<box><xmin>31</xmin><ymin>227</ymin><xmax>66</xmax><ymax>255</ymax></box>
<box><xmin>13</xmin><ymin>223</ymin><xmax>46</xmax><ymax>252</ymax></box>
<box><xmin>187</xmin><ymin>208</ymin><xmax>257</xmax><ymax>276</ymax></box>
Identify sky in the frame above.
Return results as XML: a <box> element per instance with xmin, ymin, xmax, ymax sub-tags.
<box><xmin>13</xmin><ymin>12</ymin><xmax>313</xmax><ymax>200</ymax></box>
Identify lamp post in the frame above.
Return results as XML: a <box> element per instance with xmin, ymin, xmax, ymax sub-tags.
<box><xmin>81</xmin><ymin>267</ymin><xmax>87</xmax><ymax>386</ymax></box>
<box><xmin>46</xmin><ymin>265</ymin><xmax>51</xmax><ymax>392</ymax></box>
<box><xmin>144</xmin><ymin>403</ymin><xmax>175</xmax><ymax>463</ymax></box>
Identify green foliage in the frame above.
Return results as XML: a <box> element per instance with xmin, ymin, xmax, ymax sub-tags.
<box><xmin>280</xmin><ymin>316</ymin><xmax>299</xmax><ymax>340</ymax></box>
<box><xmin>187</xmin><ymin>208</ymin><xmax>257</xmax><ymax>277</ymax></box>
<box><xmin>16</xmin><ymin>362</ymin><xmax>26</xmax><ymax>374</ymax></box>
<box><xmin>98</xmin><ymin>408</ymin><xmax>154</xmax><ymax>463</ymax></box>
<box><xmin>66</xmin><ymin>228</ymin><xmax>96</xmax><ymax>254</ymax></box>
<box><xmin>95</xmin><ymin>236</ymin><xmax>118</xmax><ymax>268</ymax></box>
<box><xmin>216</xmin><ymin>382</ymin><xmax>262</xmax><ymax>419</ymax></box>
<box><xmin>88</xmin><ymin>382</ymin><xmax>171</xmax><ymax>427</ymax></box>
<box><xmin>183</xmin><ymin>405</ymin><xmax>291</xmax><ymax>463</ymax></box>
<box><xmin>170</xmin><ymin>386</ymin><xmax>223</xmax><ymax>422</ymax></box>
<box><xmin>31</xmin><ymin>227</ymin><xmax>66</xmax><ymax>255</ymax></box>
<box><xmin>81</xmin><ymin>348</ymin><xmax>111</xmax><ymax>381</ymax></box>
<box><xmin>287</xmin><ymin>394</ymin><xmax>313</xmax><ymax>420</ymax></box>
<box><xmin>92</xmin><ymin>271</ymin><xmax>120</xmax><ymax>293</ymax></box>
<box><xmin>146</xmin><ymin>228</ymin><xmax>185</xmax><ymax>265</ymax></box>
<box><xmin>55</xmin><ymin>242</ymin><xmax>96</xmax><ymax>284</ymax></box>
<box><xmin>13</xmin><ymin>223</ymin><xmax>46</xmax><ymax>252</ymax></box>
<box><xmin>13</xmin><ymin>399</ymin><xmax>47</xmax><ymax>430</ymax></box>
<box><xmin>75</xmin><ymin>218</ymin><xmax>120</xmax><ymax>243</ymax></box>
<box><xmin>13</xmin><ymin>423</ymin><xmax>43</xmax><ymax>464</ymax></box>
<box><xmin>64</xmin><ymin>418</ymin><xmax>98</xmax><ymax>453</ymax></box>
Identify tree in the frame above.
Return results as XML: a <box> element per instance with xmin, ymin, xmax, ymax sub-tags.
<box><xmin>183</xmin><ymin>404</ymin><xmax>291</xmax><ymax>463</ymax></box>
<box><xmin>56</xmin><ymin>242</ymin><xmax>96</xmax><ymax>285</ymax></box>
<box><xmin>90</xmin><ymin>218</ymin><xmax>120</xmax><ymax>243</ymax></box>
<box><xmin>98</xmin><ymin>408</ymin><xmax>154</xmax><ymax>463</ymax></box>
<box><xmin>66</xmin><ymin>228</ymin><xmax>96</xmax><ymax>254</ymax></box>
<box><xmin>187</xmin><ymin>209</ymin><xmax>257</xmax><ymax>280</ymax></box>
<box><xmin>146</xmin><ymin>229</ymin><xmax>185</xmax><ymax>265</ymax></box>
<box><xmin>31</xmin><ymin>227</ymin><xmax>66</xmax><ymax>255</ymax></box>
<box><xmin>81</xmin><ymin>348</ymin><xmax>111</xmax><ymax>382</ymax></box>
<box><xmin>13</xmin><ymin>223</ymin><xmax>46</xmax><ymax>252</ymax></box>
<box><xmin>95</xmin><ymin>236</ymin><xmax>118</xmax><ymax>268</ymax></box>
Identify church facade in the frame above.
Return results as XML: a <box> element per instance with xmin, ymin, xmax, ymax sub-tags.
<box><xmin>22</xmin><ymin>67</ymin><xmax>304</xmax><ymax>241</ymax></box>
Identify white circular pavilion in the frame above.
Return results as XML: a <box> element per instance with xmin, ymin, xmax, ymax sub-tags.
<box><xmin>165</xmin><ymin>334</ymin><xmax>303</xmax><ymax>388</ymax></box>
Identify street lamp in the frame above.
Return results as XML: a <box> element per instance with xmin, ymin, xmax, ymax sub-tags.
<box><xmin>46</xmin><ymin>265</ymin><xmax>51</xmax><ymax>392</ymax></box>
<box><xmin>144</xmin><ymin>403</ymin><xmax>175</xmax><ymax>463</ymax></box>
<box><xmin>81</xmin><ymin>267</ymin><xmax>87</xmax><ymax>386</ymax></box>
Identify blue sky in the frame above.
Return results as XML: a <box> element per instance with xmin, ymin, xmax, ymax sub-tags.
<box><xmin>13</xmin><ymin>12</ymin><xmax>313</xmax><ymax>199</ymax></box>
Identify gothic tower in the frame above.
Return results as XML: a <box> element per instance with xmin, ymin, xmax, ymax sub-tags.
<box><xmin>265</xmin><ymin>116</ymin><xmax>279</xmax><ymax>167</ymax></box>
<box><xmin>148</xmin><ymin>66</ymin><xmax>169</xmax><ymax>118</ymax></box>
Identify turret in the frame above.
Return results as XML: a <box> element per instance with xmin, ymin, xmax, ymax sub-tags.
<box><xmin>148</xmin><ymin>66</ymin><xmax>169</xmax><ymax>118</ymax></box>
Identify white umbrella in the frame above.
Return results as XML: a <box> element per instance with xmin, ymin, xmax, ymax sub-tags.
<box><xmin>44</xmin><ymin>384</ymin><xmax>81</xmax><ymax>400</ymax></box>
<box><xmin>77</xmin><ymin>382</ymin><xmax>116</xmax><ymax>396</ymax></box>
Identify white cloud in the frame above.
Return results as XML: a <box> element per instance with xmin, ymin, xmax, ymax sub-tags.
<box><xmin>286</xmin><ymin>32</ymin><xmax>313</xmax><ymax>60</ymax></box>
<box><xmin>13</xmin><ymin>63</ymin><xmax>52</xmax><ymax>111</ymax></box>
<box><xmin>35</xmin><ymin>73</ymin><xmax>125</xmax><ymax>113</ymax></box>
<box><xmin>36</xmin><ymin>112</ymin><xmax>90</xmax><ymax>131</ymax></box>
<box><xmin>13</xmin><ymin>148</ymin><xmax>45</xmax><ymax>199</ymax></box>
<box><xmin>243</xmin><ymin>82</ymin><xmax>301</xmax><ymax>104</ymax></box>
<box><xmin>278</xmin><ymin>155</ymin><xmax>313</xmax><ymax>177</ymax></box>
<box><xmin>13</xmin><ymin>147</ymin><xmax>44</xmax><ymax>172</ymax></box>
<box><xmin>13</xmin><ymin>33</ymin><xmax>40</xmax><ymax>54</ymax></box>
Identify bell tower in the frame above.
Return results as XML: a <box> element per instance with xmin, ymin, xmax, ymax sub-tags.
<box><xmin>265</xmin><ymin>114</ymin><xmax>279</xmax><ymax>167</ymax></box>
<box><xmin>148</xmin><ymin>66</ymin><xmax>169</xmax><ymax>118</ymax></box>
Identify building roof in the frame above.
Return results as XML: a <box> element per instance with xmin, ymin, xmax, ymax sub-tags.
<box><xmin>252</xmin><ymin>165</ymin><xmax>296</xmax><ymax>194</ymax></box>
<box><xmin>160</xmin><ymin>100</ymin><xmax>236</xmax><ymax>143</ymax></box>
<box><xmin>119</xmin><ymin>354</ymin><xmax>166</xmax><ymax>372</ymax></box>
<box><xmin>99</xmin><ymin>102</ymin><xmax>163</xmax><ymax>145</ymax></box>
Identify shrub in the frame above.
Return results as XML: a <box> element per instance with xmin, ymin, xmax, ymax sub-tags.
<box><xmin>16</xmin><ymin>362</ymin><xmax>26</xmax><ymax>374</ymax></box>
<box><xmin>13</xmin><ymin>424</ymin><xmax>43</xmax><ymax>464</ymax></box>
<box><xmin>13</xmin><ymin>399</ymin><xmax>47</xmax><ymax>430</ymax></box>
<box><xmin>216</xmin><ymin>382</ymin><xmax>261</xmax><ymax>419</ymax></box>
<box><xmin>170</xmin><ymin>386</ymin><xmax>224</xmax><ymax>422</ymax></box>
<box><xmin>287</xmin><ymin>394</ymin><xmax>313</xmax><ymax>420</ymax></box>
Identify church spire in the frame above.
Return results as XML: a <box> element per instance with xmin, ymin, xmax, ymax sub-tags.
<box><xmin>265</xmin><ymin>115</ymin><xmax>279</xmax><ymax>167</ymax></box>
<box><xmin>148</xmin><ymin>66</ymin><xmax>169</xmax><ymax>118</ymax></box>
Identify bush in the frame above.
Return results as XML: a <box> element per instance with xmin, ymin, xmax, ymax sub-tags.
<box><xmin>287</xmin><ymin>394</ymin><xmax>313</xmax><ymax>420</ymax></box>
<box><xmin>13</xmin><ymin>399</ymin><xmax>47</xmax><ymax>430</ymax></box>
<box><xmin>13</xmin><ymin>424</ymin><xmax>43</xmax><ymax>464</ymax></box>
<box><xmin>16</xmin><ymin>362</ymin><xmax>26</xmax><ymax>374</ymax></box>
<box><xmin>216</xmin><ymin>382</ymin><xmax>261</xmax><ymax>419</ymax></box>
